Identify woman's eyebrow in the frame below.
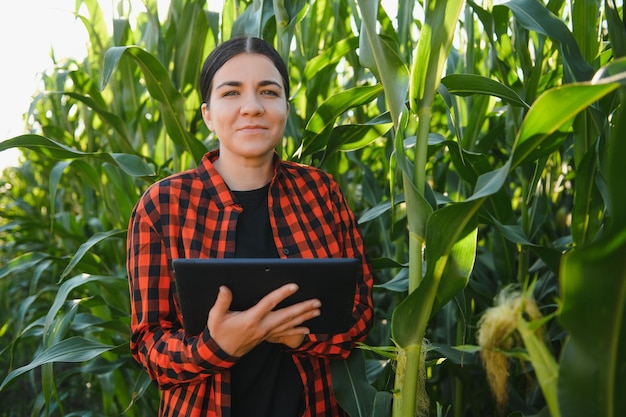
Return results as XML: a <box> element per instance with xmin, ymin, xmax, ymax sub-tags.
<box><xmin>215</xmin><ymin>81</ymin><xmax>242</xmax><ymax>90</ymax></box>
<box><xmin>258</xmin><ymin>80</ymin><xmax>282</xmax><ymax>89</ymax></box>
<box><xmin>215</xmin><ymin>80</ymin><xmax>282</xmax><ymax>90</ymax></box>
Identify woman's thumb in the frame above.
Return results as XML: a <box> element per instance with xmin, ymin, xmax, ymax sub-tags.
<box><xmin>210</xmin><ymin>286</ymin><xmax>232</xmax><ymax>317</ymax></box>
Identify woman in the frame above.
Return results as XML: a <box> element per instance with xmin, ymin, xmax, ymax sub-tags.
<box><xmin>127</xmin><ymin>36</ymin><xmax>374</xmax><ymax>417</ymax></box>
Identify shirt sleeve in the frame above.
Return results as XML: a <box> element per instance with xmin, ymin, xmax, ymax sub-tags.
<box><xmin>291</xmin><ymin>180</ymin><xmax>374</xmax><ymax>359</ymax></box>
<box><xmin>126</xmin><ymin>191</ymin><xmax>238</xmax><ymax>390</ymax></box>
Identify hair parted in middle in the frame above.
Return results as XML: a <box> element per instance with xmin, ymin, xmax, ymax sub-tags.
<box><xmin>199</xmin><ymin>36</ymin><xmax>290</xmax><ymax>105</ymax></box>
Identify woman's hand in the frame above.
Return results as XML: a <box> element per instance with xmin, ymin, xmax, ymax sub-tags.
<box><xmin>207</xmin><ymin>284</ymin><xmax>320</xmax><ymax>357</ymax></box>
<box><xmin>265</xmin><ymin>332</ymin><xmax>307</xmax><ymax>349</ymax></box>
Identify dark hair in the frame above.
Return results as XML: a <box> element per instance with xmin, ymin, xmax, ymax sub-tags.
<box><xmin>199</xmin><ymin>36</ymin><xmax>290</xmax><ymax>105</ymax></box>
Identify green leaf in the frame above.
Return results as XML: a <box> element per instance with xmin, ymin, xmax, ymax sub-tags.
<box><xmin>108</xmin><ymin>153</ymin><xmax>156</xmax><ymax>177</ymax></box>
<box><xmin>371</xmin><ymin>391</ymin><xmax>393</xmax><ymax>417</ymax></box>
<box><xmin>408</xmin><ymin>0</ymin><xmax>464</xmax><ymax>111</ymax></box>
<box><xmin>559</xmin><ymin>230</ymin><xmax>626</xmax><ymax>417</ymax></box>
<box><xmin>429</xmin><ymin>343</ymin><xmax>480</xmax><ymax>366</ymax></box>
<box><xmin>357</xmin><ymin>0</ymin><xmax>410</xmax><ymax>128</ymax></box>
<box><xmin>47</xmin><ymin>159</ymin><xmax>103</xmax><ymax>223</ymax></box>
<box><xmin>43</xmin><ymin>275</ymin><xmax>115</xmax><ymax>339</ymax></box>
<box><xmin>49</xmin><ymin>160</ymin><xmax>73</xmax><ymax>222</ymax></box>
<box><xmin>300</xmin><ymin>85</ymin><xmax>383</xmax><ymax>157</ymax></box>
<box><xmin>304</xmin><ymin>37</ymin><xmax>360</xmax><ymax>80</ymax></box>
<box><xmin>591</xmin><ymin>57</ymin><xmax>626</xmax><ymax>86</ymax></box>
<box><xmin>358</xmin><ymin>194</ymin><xmax>405</xmax><ymax>224</ymax></box>
<box><xmin>430</xmin><ymin>230</ymin><xmax>478</xmax><ymax>314</ymax></box>
<box><xmin>0</xmin><ymin>252</ymin><xmax>50</xmax><ymax>280</ymax></box>
<box><xmin>101</xmin><ymin>45</ymin><xmax>207</xmax><ymax>162</ymax></box>
<box><xmin>331</xmin><ymin>349</ymin><xmax>377</xmax><ymax>417</ymax></box>
<box><xmin>330</xmin><ymin>122</ymin><xmax>393</xmax><ymax>153</ymax></box>
<box><xmin>375</xmin><ymin>268</ymin><xmax>408</xmax><ymax>292</ymax></box>
<box><xmin>511</xmin><ymin>83</ymin><xmax>618</xmax><ymax>169</ymax></box>
<box><xmin>489</xmin><ymin>219</ymin><xmax>562</xmax><ymax>273</ymax></box>
<box><xmin>570</xmin><ymin>144</ymin><xmax>603</xmax><ymax>245</ymax></box>
<box><xmin>0</xmin><ymin>337</ymin><xmax>116</xmax><ymax>392</ymax></box>
<box><xmin>598</xmin><ymin>59</ymin><xmax>626</xmax><ymax>234</ymax></box>
<box><xmin>231</xmin><ymin>0</ymin><xmax>267</xmax><ymax>38</ymax></box>
<box><xmin>0</xmin><ymin>135</ymin><xmax>156</xmax><ymax>176</ymax></box>
<box><xmin>393</xmin><ymin>200</ymin><xmax>481</xmax><ymax>347</ymax></box>
<box><xmin>570</xmin><ymin>0</ymin><xmax>602</xmax><ymax>63</ymax></box>
<box><xmin>171</xmin><ymin>1</ymin><xmax>211</xmax><ymax>92</ymax></box>
<box><xmin>605</xmin><ymin>0</ymin><xmax>626</xmax><ymax>58</ymax></box>
<box><xmin>1</xmin><ymin>135</ymin><xmax>92</xmax><ymax>159</ymax></box>
<box><xmin>501</xmin><ymin>0</ymin><xmax>595</xmax><ymax>81</ymax></box>
<box><xmin>426</xmin><ymin>202</ymin><xmax>480</xmax><ymax>314</ymax></box>
<box><xmin>517</xmin><ymin>316</ymin><xmax>561</xmax><ymax>417</ymax></box>
<box><xmin>441</xmin><ymin>74</ymin><xmax>530</xmax><ymax>108</ymax></box>
<box><xmin>122</xmin><ymin>372</ymin><xmax>156</xmax><ymax>414</ymax></box>
<box><xmin>58</xmin><ymin>91</ymin><xmax>134</xmax><ymax>153</ymax></box>
<box><xmin>471</xmin><ymin>162</ymin><xmax>512</xmax><ymax>201</ymax></box>
<box><xmin>60</xmin><ymin>230</ymin><xmax>127</xmax><ymax>279</ymax></box>
<box><xmin>101</xmin><ymin>163</ymin><xmax>139</xmax><ymax>224</ymax></box>
<box><xmin>394</xmin><ymin>113</ymin><xmax>433</xmax><ymax>242</ymax></box>
<box><xmin>41</xmin><ymin>301</ymin><xmax>81</xmax><ymax>412</ymax></box>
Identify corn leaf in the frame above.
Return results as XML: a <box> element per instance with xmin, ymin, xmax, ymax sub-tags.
<box><xmin>0</xmin><ymin>337</ymin><xmax>116</xmax><ymax>392</ymax></box>
<box><xmin>501</xmin><ymin>0</ymin><xmax>595</xmax><ymax>81</ymax></box>
<box><xmin>393</xmin><ymin>200</ymin><xmax>481</xmax><ymax>347</ymax></box>
<box><xmin>511</xmin><ymin>83</ymin><xmax>619</xmax><ymax>169</ymax></box>
<box><xmin>60</xmin><ymin>231</ymin><xmax>127</xmax><ymax>279</ymax></box>
<box><xmin>441</xmin><ymin>74</ymin><xmax>530</xmax><ymax>108</ymax></box>
<box><xmin>357</xmin><ymin>0</ymin><xmax>409</xmax><ymax>128</ymax></box>
<box><xmin>101</xmin><ymin>46</ymin><xmax>208</xmax><ymax>162</ymax></box>
<box><xmin>330</xmin><ymin>349</ymin><xmax>377</xmax><ymax>417</ymax></box>
<box><xmin>559</xmin><ymin>231</ymin><xmax>626</xmax><ymax>417</ymax></box>
<box><xmin>300</xmin><ymin>85</ymin><xmax>383</xmax><ymax>157</ymax></box>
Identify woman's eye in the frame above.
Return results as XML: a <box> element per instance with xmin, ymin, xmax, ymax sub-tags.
<box><xmin>261</xmin><ymin>90</ymin><xmax>279</xmax><ymax>96</ymax></box>
<box><xmin>222</xmin><ymin>91</ymin><xmax>239</xmax><ymax>97</ymax></box>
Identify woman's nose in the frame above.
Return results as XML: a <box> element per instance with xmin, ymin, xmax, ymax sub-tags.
<box><xmin>240</xmin><ymin>93</ymin><xmax>264</xmax><ymax>115</ymax></box>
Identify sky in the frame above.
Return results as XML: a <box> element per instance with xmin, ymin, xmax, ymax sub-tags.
<box><xmin>0</xmin><ymin>0</ymin><xmax>395</xmax><ymax>171</ymax></box>
<box><xmin>0</xmin><ymin>1</ymin><xmax>93</xmax><ymax>169</ymax></box>
<box><xmin>0</xmin><ymin>1</ymin><xmax>180</xmax><ymax>170</ymax></box>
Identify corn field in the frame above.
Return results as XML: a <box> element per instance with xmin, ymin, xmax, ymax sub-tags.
<box><xmin>0</xmin><ymin>0</ymin><xmax>625</xmax><ymax>416</ymax></box>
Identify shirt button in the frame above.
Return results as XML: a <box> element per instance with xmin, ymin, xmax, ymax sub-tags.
<box><xmin>283</xmin><ymin>249</ymin><xmax>290</xmax><ymax>255</ymax></box>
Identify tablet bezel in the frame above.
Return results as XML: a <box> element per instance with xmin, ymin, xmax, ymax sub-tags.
<box><xmin>171</xmin><ymin>257</ymin><xmax>359</xmax><ymax>336</ymax></box>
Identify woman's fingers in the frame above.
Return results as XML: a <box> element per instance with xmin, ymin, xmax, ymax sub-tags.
<box><xmin>266</xmin><ymin>298</ymin><xmax>321</xmax><ymax>333</ymax></box>
<box><xmin>251</xmin><ymin>283</ymin><xmax>321</xmax><ymax>330</ymax></box>
<box><xmin>252</xmin><ymin>283</ymin><xmax>300</xmax><ymax>312</ymax></box>
<box><xmin>206</xmin><ymin>283</ymin><xmax>321</xmax><ymax>357</ymax></box>
<box><xmin>266</xmin><ymin>333</ymin><xmax>307</xmax><ymax>348</ymax></box>
<box><xmin>252</xmin><ymin>281</ymin><xmax>321</xmax><ymax>332</ymax></box>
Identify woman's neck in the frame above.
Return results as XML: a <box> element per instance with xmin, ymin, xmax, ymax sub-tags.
<box><xmin>213</xmin><ymin>154</ymin><xmax>274</xmax><ymax>191</ymax></box>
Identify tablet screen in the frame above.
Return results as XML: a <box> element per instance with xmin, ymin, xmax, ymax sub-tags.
<box><xmin>172</xmin><ymin>257</ymin><xmax>359</xmax><ymax>336</ymax></box>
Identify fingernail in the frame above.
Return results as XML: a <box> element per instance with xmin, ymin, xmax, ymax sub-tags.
<box><xmin>313</xmin><ymin>300</ymin><xmax>321</xmax><ymax>308</ymax></box>
<box><xmin>289</xmin><ymin>284</ymin><xmax>298</xmax><ymax>292</ymax></box>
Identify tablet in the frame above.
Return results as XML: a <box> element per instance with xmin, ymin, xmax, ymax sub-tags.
<box><xmin>172</xmin><ymin>257</ymin><xmax>360</xmax><ymax>336</ymax></box>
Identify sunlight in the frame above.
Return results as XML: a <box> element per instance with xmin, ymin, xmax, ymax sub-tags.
<box><xmin>0</xmin><ymin>0</ymin><xmax>391</xmax><ymax>171</ymax></box>
<box><xmin>0</xmin><ymin>1</ymin><xmax>91</xmax><ymax>169</ymax></box>
<box><xmin>0</xmin><ymin>0</ymin><xmax>165</xmax><ymax>170</ymax></box>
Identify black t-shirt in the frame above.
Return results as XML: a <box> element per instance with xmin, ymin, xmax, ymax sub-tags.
<box><xmin>230</xmin><ymin>184</ymin><xmax>305</xmax><ymax>417</ymax></box>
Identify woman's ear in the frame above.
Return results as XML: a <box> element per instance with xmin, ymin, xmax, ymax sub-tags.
<box><xmin>201</xmin><ymin>103</ymin><xmax>214</xmax><ymax>131</ymax></box>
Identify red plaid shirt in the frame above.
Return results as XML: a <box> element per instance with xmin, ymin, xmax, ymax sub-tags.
<box><xmin>127</xmin><ymin>150</ymin><xmax>374</xmax><ymax>417</ymax></box>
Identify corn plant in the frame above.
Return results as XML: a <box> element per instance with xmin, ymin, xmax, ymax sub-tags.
<box><xmin>1</xmin><ymin>0</ymin><xmax>625</xmax><ymax>416</ymax></box>
<box><xmin>332</xmin><ymin>1</ymin><xmax>626</xmax><ymax>417</ymax></box>
<box><xmin>0</xmin><ymin>0</ymin><xmax>387</xmax><ymax>414</ymax></box>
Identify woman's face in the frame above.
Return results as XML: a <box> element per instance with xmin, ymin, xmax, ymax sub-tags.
<box><xmin>201</xmin><ymin>53</ymin><xmax>288</xmax><ymax>165</ymax></box>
